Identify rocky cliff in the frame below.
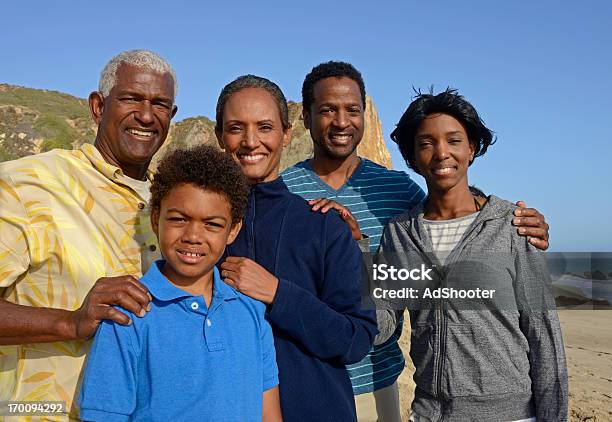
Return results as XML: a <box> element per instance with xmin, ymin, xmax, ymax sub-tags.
<box><xmin>0</xmin><ymin>83</ymin><xmax>392</xmax><ymax>170</ymax></box>
<box><xmin>0</xmin><ymin>84</ymin><xmax>96</xmax><ymax>161</ymax></box>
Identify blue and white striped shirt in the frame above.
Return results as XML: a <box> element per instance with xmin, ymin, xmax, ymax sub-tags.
<box><xmin>282</xmin><ymin>158</ymin><xmax>426</xmax><ymax>394</ymax></box>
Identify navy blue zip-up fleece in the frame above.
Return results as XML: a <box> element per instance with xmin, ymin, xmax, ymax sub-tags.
<box><xmin>225</xmin><ymin>177</ymin><xmax>377</xmax><ymax>422</ymax></box>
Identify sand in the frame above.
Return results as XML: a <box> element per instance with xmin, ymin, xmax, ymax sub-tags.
<box><xmin>359</xmin><ymin>310</ymin><xmax>612</xmax><ymax>421</ymax></box>
<box><xmin>558</xmin><ymin>310</ymin><xmax>612</xmax><ymax>421</ymax></box>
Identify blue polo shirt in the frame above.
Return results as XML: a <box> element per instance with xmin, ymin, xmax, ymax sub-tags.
<box><xmin>79</xmin><ymin>261</ymin><xmax>278</xmax><ymax>422</ymax></box>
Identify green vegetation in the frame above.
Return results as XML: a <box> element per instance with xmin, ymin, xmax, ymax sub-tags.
<box><xmin>34</xmin><ymin>113</ymin><xmax>77</xmax><ymax>151</ymax></box>
<box><xmin>0</xmin><ymin>147</ymin><xmax>14</xmax><ymax>161</ymax></box>
<box><xmin>41</xmin><ymin>138</ymin><xmax>73</xmax><ymax>151</ymax></box>
<box><xmin>0</xmin><ymin>85</ymin><xmax>89</xmax><ymax>120</ymax></box>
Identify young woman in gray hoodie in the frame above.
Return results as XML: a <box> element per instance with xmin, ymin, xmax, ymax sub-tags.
<box><xmin>379</xmin><ymin>89</ymin><xmax>567</xmax><ymax>421</ymax></box>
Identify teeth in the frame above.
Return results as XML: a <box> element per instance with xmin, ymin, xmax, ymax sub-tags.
<box><xmin>433</xmin><ymin>167</ymin><xmax>454</xmax><ymax>175</ymax></box>
<box><xmin>128</xmin><ymin>129</ymin><xmax>153</xmax><ymax>137</ymax></box>
<box><xmin>179</xmin><ymin>250</ymin><xmax>203</xmax><ymax>257</ymax></box>
<box><xmin>331</xmin><ymin>134</ymin><xmax>351</xmax><ymax>140</ymax></box>
<box><xmin>239</xmin><ymin>154</ymin><xmax>265</xmax><ymax>162</ymax></box>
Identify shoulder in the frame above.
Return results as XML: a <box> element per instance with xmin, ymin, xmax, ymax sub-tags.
<box><xmin>485</xmin><ymin>196</ymin><xmax>539</xmax><ymax>251</ymax></box>
<box><xmin>483</xmin><ymin>195</ymin><xmax>518</xmax><ymax>223</ymax></box>
<box><xmin>281</xmin><ymin>159</ymin><xmax>310</xmax><ymax>175</ymax></box>
<box><xmin>235</xmin><ymin>291</ymin><xmax>267</xmax><ymax>315</ymax></box>
<box><xmin>0</xmin><ymin>148</ymin><xmax>85</xmax><ymax>170</ymax></box>
<box><xmin>0</xmin><ymin>148</ymin><xmax>88</xmax><ymax>182</ymax></box>
<box><xmin>357</xmin><ymin>159</ymin><xmax>415</xmax><ymax>183</ymax></box>
<box><xmin>281</xmin><ymin>189</ymin><xmax>353</xmax><ymax>243</ymax></box>
<box><xmin>283</xmin><ymin>188</ymin><xmax>320</xmax><ymax>216</ymax></box>
<box><xmin>224</xmin><ymin>288</ymin><xmax>270</xmax><ymax>329</ymax></box>
<box><xmin>281</xmin><ymin>161</ymin><xmax>314</xmax><ymax>186</ymax></box>
<box><xmin>356</xmin><ymin>159</ymin><xmax>425</xmax><ymax>197</ymax></box>
<box><xmin>388</xmin><ymin>201</ymin><xmax>423</xmax><ymax>225</ymax></box>
<box><xmin>96</xmin><ymin>305</ymin><xmax>142</xmax><ymax>340</ymax></box>
<box><xmin>379</xmin><ymin>204</ymin><xmax>423</xmax><ymax>250</ymax></box>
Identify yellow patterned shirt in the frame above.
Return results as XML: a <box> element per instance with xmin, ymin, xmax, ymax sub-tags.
<box><xmin>0</xmin><ymin>144</ymin><xmax>160</xmax><ymax>421</ymax></box>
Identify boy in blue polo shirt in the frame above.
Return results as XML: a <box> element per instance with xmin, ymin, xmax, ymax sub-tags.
<box><xmin>79</xmin><ymin>145</ymin><xmax>281</xmax><ymax>422</ymax></box>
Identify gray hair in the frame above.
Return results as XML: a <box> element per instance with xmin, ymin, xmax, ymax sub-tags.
<box><xmin>215</xmin><ymin>74</ymin><xmax>290</xmax><ymax>131</ymax></box>
<box><xmin>98</xmin><ymin>49</ymin><xmax>178</xmax><ymax>99</ymax></box>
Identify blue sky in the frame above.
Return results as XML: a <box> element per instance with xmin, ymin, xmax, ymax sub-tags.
<box><xmin>2</xmin><ymin>0</ymin><xmax>611</xmax><ymax>251</ymax></box>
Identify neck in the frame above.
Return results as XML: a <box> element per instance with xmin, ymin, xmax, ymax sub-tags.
<box><xmin>423</xmin><ymin>183</ymin><xmax>477</xmax><ymax>220</ymax></box>
<box><xmin>161</xmin><ymin>264</ymin><xmax>214</xmax><ymax>306</ymax></box>
<box><xmin>248</xmin><ymin>174</ymin><xmax>279</xmax><ymax>186</ymax></box>
<box><xmin>310</xmin><ymin>151</ymin><xmax>361</xmax><ymax>190</ymax></box>
<box><xmin>94</xmin><ymin>139</ymin><xmax>149</xmax><ymax>181</ymax></box>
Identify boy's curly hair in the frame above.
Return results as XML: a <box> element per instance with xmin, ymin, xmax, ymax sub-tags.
<box><xmin>150</xmin><ymin>145</ymin><xmax>249</xmax><ymax>224</ymax></box>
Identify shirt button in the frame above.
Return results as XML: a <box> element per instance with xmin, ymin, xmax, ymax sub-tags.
<box><xmin>206</xmin><ymin>319</ymin><xmax>212</xmax><ymax>327</ymax></box>
<box><xmin>148</xmin><ymin>245</ymin><xmax>157</xmax><ymax>252</ymax></box>
<box><xmin>191</xmin><ymin>302</ymin><xmax>199</xmax><ymax>310</ymax></box>
<box><xmin>138</xmin><ymin>202</ymin><xmax>145</xmax><ymax>210</ymax></box>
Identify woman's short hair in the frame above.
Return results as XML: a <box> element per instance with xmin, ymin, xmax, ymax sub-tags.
<box><xmin>390</xmin><ymin>88</ymin><xmax>495</xmax><ymax>172</ymax></box>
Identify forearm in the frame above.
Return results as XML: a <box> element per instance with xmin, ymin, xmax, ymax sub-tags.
<box><xmin>262</xmin><ymin>386</ymin><xmax>282</xmax><ymax>422</ymax></box>
<box><xmin>0</xmin><ymin>298</ymin><xmax>75</xmax><ymax>345</ymax></box>
<box><xmin>513</xmin><ymin>239</ymin><xmax>568</xmax><ymax>419</ymax></box>
<box><xmin>524</xmin><ymin>311</ymin><xmax>568</xmax><ymax>421</ymax></box>
<box><xmin>373</xmin><ymin>309</ymin><xmax>403</xmax><ymax>346</ymax></box>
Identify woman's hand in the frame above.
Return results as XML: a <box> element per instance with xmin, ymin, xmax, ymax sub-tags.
<box><xmin>220</xmin><ymin>257</ymin><xmax>279</xmax><ymax>304</ymax></box>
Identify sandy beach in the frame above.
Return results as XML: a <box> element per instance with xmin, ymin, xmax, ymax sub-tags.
<box><xmin>358</xmin><ymin>310</ymin><xmax>612</xmax><ymax>421</ymax></box>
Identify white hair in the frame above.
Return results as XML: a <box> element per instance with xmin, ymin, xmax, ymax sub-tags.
<box><xmin>98</xmin><ymin>49</ymin><xmax>178</xmax><ymax>99</ymax></box>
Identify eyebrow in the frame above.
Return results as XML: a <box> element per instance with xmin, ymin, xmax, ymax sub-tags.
<box><xmin>166</xmin><ymin>208</ymin><xmax>229</xmax><ymax>221</ymax></box>
<box><xmin>318</xmin><ymin>101</ymin><xmax>361</xmax><ymax>108</ymax></box>
<box><xmin>117</xmin><ymin>89</ymin><xmax>172</xmax><ymax>102</ymax></box>
<box><xmin>416</xmin><ymin>131</ymin><xmax>465</xmax><ymax>138</ymax></box>
<box><xmin>224</xmin><ymin>119</ymin><xmax>276</xmax><ymax>125</ymax></box>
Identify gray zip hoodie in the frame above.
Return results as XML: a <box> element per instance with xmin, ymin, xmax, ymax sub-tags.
<box><xmin>378</xmin><ymin>195</ymin><xmax>568</xmax><ymax>422</ymax></box>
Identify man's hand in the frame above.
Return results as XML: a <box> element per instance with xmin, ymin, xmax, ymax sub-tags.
<box><xmin>68</xmin><ymin>275</ymin><xmax>152</xmax><ymax>340</ymax></box>
<box><xmin>308</xmin><ymin>198</ymin><xmax>362</xmax><ymax>240</ymax></box>
<box><xmin>514</xmin><ymin>201</ymin><xmax>550</xmax><ymax>250</ymax></box>
<box><xmin>220</xmin><ymin>257</ymin><xmax>279</xmax><ymax>304</ymax></box>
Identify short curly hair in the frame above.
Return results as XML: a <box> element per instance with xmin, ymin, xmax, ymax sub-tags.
<box><xmin>150</xmin><ymin>145</ymin><xmax>249</xmax><ymax>224</ymax></box>
<box><xmin>390</xmin><ymin>88</ymin><xmax>496</xmax><ymax>173</ymax></box>
<box><xmin>302</xmin><ymin>61</ymin><xmax>366</xmax><ymax>113</ymax></box>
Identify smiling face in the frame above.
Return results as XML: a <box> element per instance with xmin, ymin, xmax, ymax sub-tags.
<box><xmin>303</xmin><ymin>76</ymin><xmax>365</xmax><ymax>161</ymax></box>
<box><xmin>216</xmin><ymin>88</ymin><xmax>291</xmax><ymax>184</ymax></box>
<box><xmin>413</xmin><ymin>113</ymin><xmax>475</xmax><ymax>195</ymax></box>
<box><xmin>90</xmin><ymin>63</ymin><xmax>177</xmax><ymax>180</ymax></box>
<box><xmin>151</xmin><ymin>183</ymin><xmax>241</xmax><ymax>293</ymax></box>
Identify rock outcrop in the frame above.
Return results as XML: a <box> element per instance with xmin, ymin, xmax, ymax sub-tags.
<box><xmin>0</xmin><ymin>84</ymin><xmax>97</xmax><ymax>161</ymax></box>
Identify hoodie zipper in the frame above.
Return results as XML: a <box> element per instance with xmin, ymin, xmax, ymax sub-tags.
<box><xmin>411</xmin><ymin>245</ymin><xmax>447</xmax><ymax>402</ymax></box>
<box><xmin>403</xmin><ymin>198</ymin><xmax>512</xmax><ymax>418</ymax></box>
<box><xmin>433</xmin><ymin>211</ymin><xmax>501</xmax><ymax>403</ymax></box>
<box><xmin>435</xmin><ymin>273</ymin><xmax>446</xmax><ymax>403</ymax></box>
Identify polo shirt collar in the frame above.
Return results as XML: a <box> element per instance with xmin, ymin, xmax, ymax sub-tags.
<box><xmin>142</xmin><ymin>260</ymin><xmax>238</xmax><ymax>302</ymax></box>
<box><xmin>80</xmin><ymin>143</ymin><xmax>154</xmax><ymax>185</ymax></box>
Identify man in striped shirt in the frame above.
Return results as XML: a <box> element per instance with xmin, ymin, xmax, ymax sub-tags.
<box><xmin>282</xmin><ymin>61</ymin><xmax>424</xmax><ymax>422</ymax></box>
<box><xmin>282</xmin><ymin>61</ymin><xmax>550</xmax><ymax>421</ymax></box>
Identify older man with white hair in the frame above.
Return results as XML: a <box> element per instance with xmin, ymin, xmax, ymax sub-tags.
<box><xmin>0</xmin><ymin>49</ymin><xmax>177</xmax><ymax>420</ymax></box>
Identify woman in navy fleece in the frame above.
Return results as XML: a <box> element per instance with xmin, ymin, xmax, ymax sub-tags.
<box><xmin>215</xmin><ymin>75</ymin><xmax>377</xmax><ymax>421</ymax></box>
